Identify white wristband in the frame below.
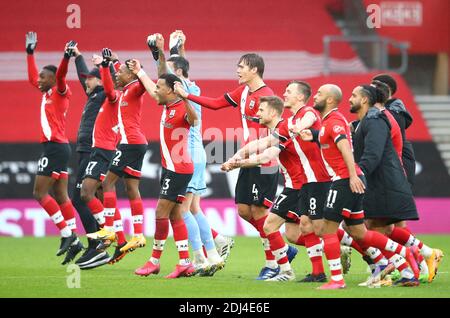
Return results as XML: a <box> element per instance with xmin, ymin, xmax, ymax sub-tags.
<box><xmin>137</xmin><ymin>69</ymin><xmax>146</xmax><ymax>78</ymax></box>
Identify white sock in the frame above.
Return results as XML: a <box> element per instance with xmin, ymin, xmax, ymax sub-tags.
<box><xmin>419</xmin><ymin>259</ymin><xmax>429</xmax><ymax>276</ymax></box>
<box><xmin>214</xmin><ymin>234</ymin><xmax>227</xmax><ymax>246</ymax></box>
<box><xmin>93</xmin><ymin>212</ymin><xmax>105</xmax><ymax>226</ymax></box>
<box><xmin>179</xmin><ymin>258</ymin><xmax>191</xmax><ymax>266</ymax></box>
<box><xmin>400</xmin><ymin>267</ymin><xmax>414</xmax><ymax>279</ymax></box>
<box><xmin>206</xmin><ymin>248</ymin><xmax>223</xmax><ymax>264</ymax></box>
<box><xmin>193</xmin><ymin>249</ymin><xmax>207</xmax><ymax>263</ymax></box>
<box><xmin>266</xmin><ymin>260</ymin><xmax>278</xmax><ymax>269</ymax></box>
<box><xmin>60</xmin><ymin>227</ymin><xmax>72</xmax><ymax>237</ymax></box>
<box><xmin>420</xmin><ymin>245</ymin><xmax>433</xmax><ymax>259</ymax></box>
<box><xmin>149</xmin><ymin>257</ymin><xmax>160</xmax><ymax>265</ymax></box>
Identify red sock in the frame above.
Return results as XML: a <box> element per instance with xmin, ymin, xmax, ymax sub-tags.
<box><xmin>337</xmin><ymin>228</ymin><xmax>364</xmax><ymax>255</ymax></box>
<box><xmin>366</xmin><ymin>248</ymin><xmax>386</xmax><ymax>264</ymax></box>
<box><xmin>296</xmin><ymin>234</ymin><xmax>305</xmax><ymax>246</ymax></box>
<box><xmin>303</xmin><ymin>232</ymin><xmax>325</xmax><ymax>275</ymax></box>
<box><xmin>59</xmin><ymin>200</ymin><xmax>77</xmax><ymax>232</ymax></box>
<box><xmin>266</xmin><ymin>232</ymin><xmax>288</xmax><ymax>265</ymax></box>
<box><xmin>253</xmin><ymin>215</ymin><xmax>275</xmax><ymax>261</ymax></box>
<box><xmin>360</xmin><ymin>230</ymin><xmax>405</xmax><ymax>256</ymax></box>
<box><xmin>152</xmin><ymin>218</ymin><xmax>169</xmax><ymax>259</ymax></box>
<box><xmin>39</xmin><ymin>195</ymin><xmax>67</xmax><ymax>230</ymax></box>
<box><xmin>130</xmin><ymin>198</ymin><xmax>144</xmax><ymax>235</ymax></box>
<box><xmin>171</xmin><ymin>219</ymin><xmax>190</xmax><ymax>260</ymax></box>
<box><xmin>211</xmin><ymin>228</ymin><xmax>218</xmax><ymax>239</ymax></box>
<box><xmin>389</xmin><ymin>227</ymin><xmax>411</xmax><ymax>246</ymax></box>
<box><xmin>87</xmin><ymin>197</ymin><xmax>105</xmax><ymax>227</ymax></box>
<box><xmin>114</xmin><ymin>208</ymin><xmax>126</xmax><ymax>245</ymax></box>
<box><xmin>322</xmin><ymin>233</ymin><xmax>343</xmax><ymax>282</ymax></box>
<box><xmin>390</xmin><ymin>227</ymin><xmax>423</xmax><ymax>249</ymax></box>
<box><xmin>103</xmin><ymin>191</ymin><xmax>116</xmax><ymax>228</ymax></box>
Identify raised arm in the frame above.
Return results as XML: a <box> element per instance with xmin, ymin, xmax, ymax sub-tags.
<box><xmin>169</xmin><ymin>30</ymin><xmax>186</xmax><ymax>58</ymax></box>
<box><xmin>184</xmin><ymin>99</ymin><xmax>198</xmax><ymax>126</ymax></box>
<box><xmin>127</xmin><ymin>59</ymin><xmax>157</xmax><ymax>99</ymax></box>
<box><xmin>25</xmin><ymin>32</ymin><xmax>39</xmax><ymax>89</ymax></box>
<box><xmin>73</xmin><ymin>46</ymin><xmax>89</xmax><ymax>93</ymax></box>
<box><xmin>56</xmin><ymin>40</ymin><xmax>77</xmax><ymax>94</ymax></box>
<box><xmin>100</xmin><ymin>59</ymin><xmax>118</xmax><ymax>102</ymax></box>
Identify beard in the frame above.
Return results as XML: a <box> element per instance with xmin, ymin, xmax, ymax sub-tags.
<box><xmin>313</xmin><ymin>100</ymin><xmax>326</xmax><ymax>112</ymax></box>
<box><xmin>349</xmin><ymin>102</ymin><xmax>361</xmax><ymax>114</ymax></box>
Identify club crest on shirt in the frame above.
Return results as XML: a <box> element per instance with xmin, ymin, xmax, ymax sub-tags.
<box><xmin>120</xmin><ymin>101</ymin><xmax>128</xmax><ymax>107</ymax></box>
<box><xmin>249</xmin><ymin>100</ymin><xmax>256</xmax><ymax>109</ymax></box>
<box><xmin>169</xmin><ymin>109</ymin><xmax>176</xmax><ymax>118</ymax></box>
<box><xmin>333</xmin><ymin>125</ymin><xmax>344</xmax><ymax>133</ymax></box>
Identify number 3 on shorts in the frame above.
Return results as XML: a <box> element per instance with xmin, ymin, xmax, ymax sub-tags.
<box><xmin>163</xmin><ymin>178</ymin><xmax>171</xmax><ymax>190</ymax></box>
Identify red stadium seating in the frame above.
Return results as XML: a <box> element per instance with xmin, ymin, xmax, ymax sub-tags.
<box><xmin>0</xmin><ymin>0</ymin><xmax>432</xmax><ymax>142</ymax></box>
<box><xmin>1</xmin><ymin>0</ymin><xmax>356</xmax><ymax>58</ymax></box>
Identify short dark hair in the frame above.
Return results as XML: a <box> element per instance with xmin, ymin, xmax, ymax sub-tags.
<box><xmin>288</xmin><ymin>80</ymin><xmax>312</xmax><ymax>102</ymax></box>
<box><xmin>238</xmin><ymin>53</ymin><xmax>265</xmax><ymax>78</ymax></box>
<box><xmin>259</xmin><ymin>96</ymin><xmax>284</xmax><ymax>116</ymax></box>
<box><xmin>359</xmin><ymin>85</ymin><xmax>383</xmax><ymax>106</ymax></box>
<box><xmin>371</xmin><ymin>80</ymin><xmax>390</xmax><ymax>104</ymax></box>
<box><xmin>372</xmin><ymin>74</ymin><xmax>397</xmax><ymax>95</ymax></box>
<box><xmin>167</xmin><ymin>56</ymin><xmax>190</xmax><ymax>78</ymax></box>
<box><xmin>159</xmin><ymin>73</ymin><xmax>182</xmax><ymax>90</ymax></box>
<box><xmin>43</xmin><ymin>65</ymin><xmax>57</xmax><ymax>74</ymax></box>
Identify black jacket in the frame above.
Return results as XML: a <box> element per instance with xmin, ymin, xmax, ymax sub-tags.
<box><xmin>385</xmin><ymin>98</ymin><xmax>416</xmax><ymax>186</ymax></box>
<box><xmin>75</xmin><ymin>55</ymin><xmax>106</xmax><ymax>153</ymax></box>
<box><xmin>353</xmin><ymin>107</ymin><xmax>418</xmax><ymax>222</ymax></box>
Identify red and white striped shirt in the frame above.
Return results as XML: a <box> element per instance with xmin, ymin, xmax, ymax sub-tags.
<box><xmin>93</xmin><ymin>66</ymin><xmax>120</xmax><ymax>150</ymax></box>
<box><xmin>226</xmin><ymin>85</ymin><xmax>277</xmax><ymax>168</ymax></box>
<box><xmin>160</xmin><ymin>99</ymin><xmax>194</xmax><ymax>174</ymax></box>
<box><xmin>27</xmin><ymin>54</ymin><xmax>71</xmax><ymax>144</ymax></box>
<box><xmin>117</xmin><ymin>80</ymin><xmax>147</xmax><ymax>145</ymax></box>
<box><xmin>275</xmin><ymin>106</ymin><xmax>331</xmax><ymax>188</ymax></box>
<box><xmin>319</xmin><ymin>109</ymin><xmax>362</xmax><ymax>181</ymax></box>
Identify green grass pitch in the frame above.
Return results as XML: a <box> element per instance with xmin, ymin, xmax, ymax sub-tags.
<box><xmin>0</xmin><ymin>235</ymin><xmax>448</xmax><ymax>298</ymax></box>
